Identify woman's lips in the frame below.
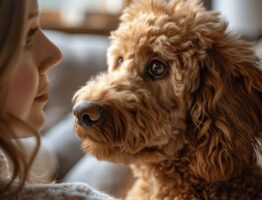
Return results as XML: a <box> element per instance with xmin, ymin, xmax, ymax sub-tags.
<box><xmin>35</xmin><ymin>93</ymin><xmax>49</xmax><ymax>102</ymax></box>
<box><xmin>35</xmin><ymin>86</ymin><xmax>49</xmax><ymax>102</ymax></box>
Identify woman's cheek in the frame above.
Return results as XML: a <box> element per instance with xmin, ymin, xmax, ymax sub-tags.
<box><xmin>6</xmin><ymin>61</ymin><xmax>39</xmax><ymax>122</ymax></box>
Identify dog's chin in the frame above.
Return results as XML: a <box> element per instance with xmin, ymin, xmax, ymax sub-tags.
<box><xmin>78</xmin><ymin>134</ymin><xmax>169</xmax><ymax>164</ymax></box>
<box><xmin>75</xmin><ymin>122</ymin><xmax>183</xmax><ymax>164</ymax></box>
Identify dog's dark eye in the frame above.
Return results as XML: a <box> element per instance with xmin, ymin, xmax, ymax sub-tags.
<box><xmin>118</xmin><ymin>56</ymin><xmax>123</xmax><ymax>66</ymax></box>
<box><xmin>147</xmin><ymin>60</ymin><xmax>168</xmax><ymax>79</ymax></box>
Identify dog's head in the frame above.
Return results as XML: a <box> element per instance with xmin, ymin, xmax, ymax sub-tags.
<box><xmin>73</xmin><ymin>0</ymin><xmax>262</xmax><ymax>182</ymax></box>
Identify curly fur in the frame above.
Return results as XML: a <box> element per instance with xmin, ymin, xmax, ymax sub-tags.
<box><xmin>73</xmin><ymin>0</ymin><xmax>262</xmax><ymax>199</ymax></box>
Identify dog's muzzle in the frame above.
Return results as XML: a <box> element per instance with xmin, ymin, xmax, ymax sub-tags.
<box><xmin>73</xmin><ymin>100</ymin><xmax>106</xmax><ymax>128</ymax></box>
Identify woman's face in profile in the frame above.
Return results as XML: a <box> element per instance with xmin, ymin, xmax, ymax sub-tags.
<box><xmin>5</xmin><ymin>0</ymin><xmax>62</xmax><ymax>137</ymax></box>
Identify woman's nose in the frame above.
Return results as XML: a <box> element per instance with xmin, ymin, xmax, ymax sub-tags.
<box><xmin>38</xmin><ymin>32</ymin><xmax>63</xmax><ymax>73</ymax></box>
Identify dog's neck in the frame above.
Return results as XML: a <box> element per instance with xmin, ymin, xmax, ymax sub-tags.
<box><xmin>148</xmin><ymin>149</ymin><xmax>198</xmax><ymax>187</ymax></box>
<box><xmin>130</xmin><ymin>148</ymin><xmax>261</xmax><ymax>199</ymax></box>
<box><xmin>130</xmin><ymin>149</ymin><xmax>198</xmax><ymax>198</ymax></box>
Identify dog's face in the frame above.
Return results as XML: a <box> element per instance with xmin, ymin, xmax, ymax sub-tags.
<box><xmin>73</xmin><ymin>0</ymin><xmax>202</xmax><ymax>163</ymax></box>
<box><xmin>73</xmin><ymin>0</ymin><xmax>262</xmax><ymax>181</ymax></box>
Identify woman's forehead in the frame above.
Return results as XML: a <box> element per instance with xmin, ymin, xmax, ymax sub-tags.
<box><xmin>29</xmin><ymin>0</ymin><xmax>39</xmax><ymax>16</ymax></box>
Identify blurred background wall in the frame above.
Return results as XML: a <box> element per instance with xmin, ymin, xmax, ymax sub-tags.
<box><xmin>213</xmin><ymin>0</ymin><xmax>262</xmax><ymax>39</ymax></box>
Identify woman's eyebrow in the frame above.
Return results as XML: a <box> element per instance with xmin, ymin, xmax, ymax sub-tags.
<box><xmin>28</xmin><ymin>11</ymin><xmax>39</xmax><ymax>19</ymax></box>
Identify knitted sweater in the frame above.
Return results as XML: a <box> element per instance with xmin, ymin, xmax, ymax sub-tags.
<box><xmin>0</xmin><ymin>152</ymin><xmax>116</xmax><ymax>200</ymax></box>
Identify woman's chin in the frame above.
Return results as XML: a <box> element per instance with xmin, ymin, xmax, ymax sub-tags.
<box><xmin>14</xmin><ymin>109</ymin><xmax>46</xmax><ymax>138</ymax></box>
<box><xmin>29</xmin><ymin>109</ymin><xmax>46</xmax><ymax>132</ymax></box>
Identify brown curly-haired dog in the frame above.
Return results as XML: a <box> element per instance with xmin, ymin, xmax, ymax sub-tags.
<box><xmin>73</xmin><ymin>0</ymin><xmax>262</xmax><ymax>199</ymax></box>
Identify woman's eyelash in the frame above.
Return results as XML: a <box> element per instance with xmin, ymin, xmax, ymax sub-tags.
<box><xmin>26</xmin><ymin>27</ymin><xmax>38</xmax><ymax>47</ymax></box>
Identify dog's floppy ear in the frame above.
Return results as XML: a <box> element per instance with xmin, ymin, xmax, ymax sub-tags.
<box><xmin>189</xmin><ymin>35</ymin><xmax>262</xmax><ymax>182</ymax></box>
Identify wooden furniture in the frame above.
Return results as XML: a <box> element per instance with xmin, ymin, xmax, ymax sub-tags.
<box><xmin>40</xmin><ymin>11</ymin><xmax>120</xmax><ymax>35</ymax></box>
<box><xmin>40</xmin><ymin>0</ymin><xmax>132</xmax><ymax>35</ymax></box>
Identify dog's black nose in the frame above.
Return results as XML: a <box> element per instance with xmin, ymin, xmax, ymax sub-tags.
<box><xmin>73</xmin><ymin>100</ymin><xmax>104</xmax><ymax>127</ymax></box>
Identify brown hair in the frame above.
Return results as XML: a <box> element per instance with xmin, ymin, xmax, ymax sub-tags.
<box><xmin>0</xmin><ymin>0</ymin><xmax>40</xmax><ymax>197</ymax></box>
